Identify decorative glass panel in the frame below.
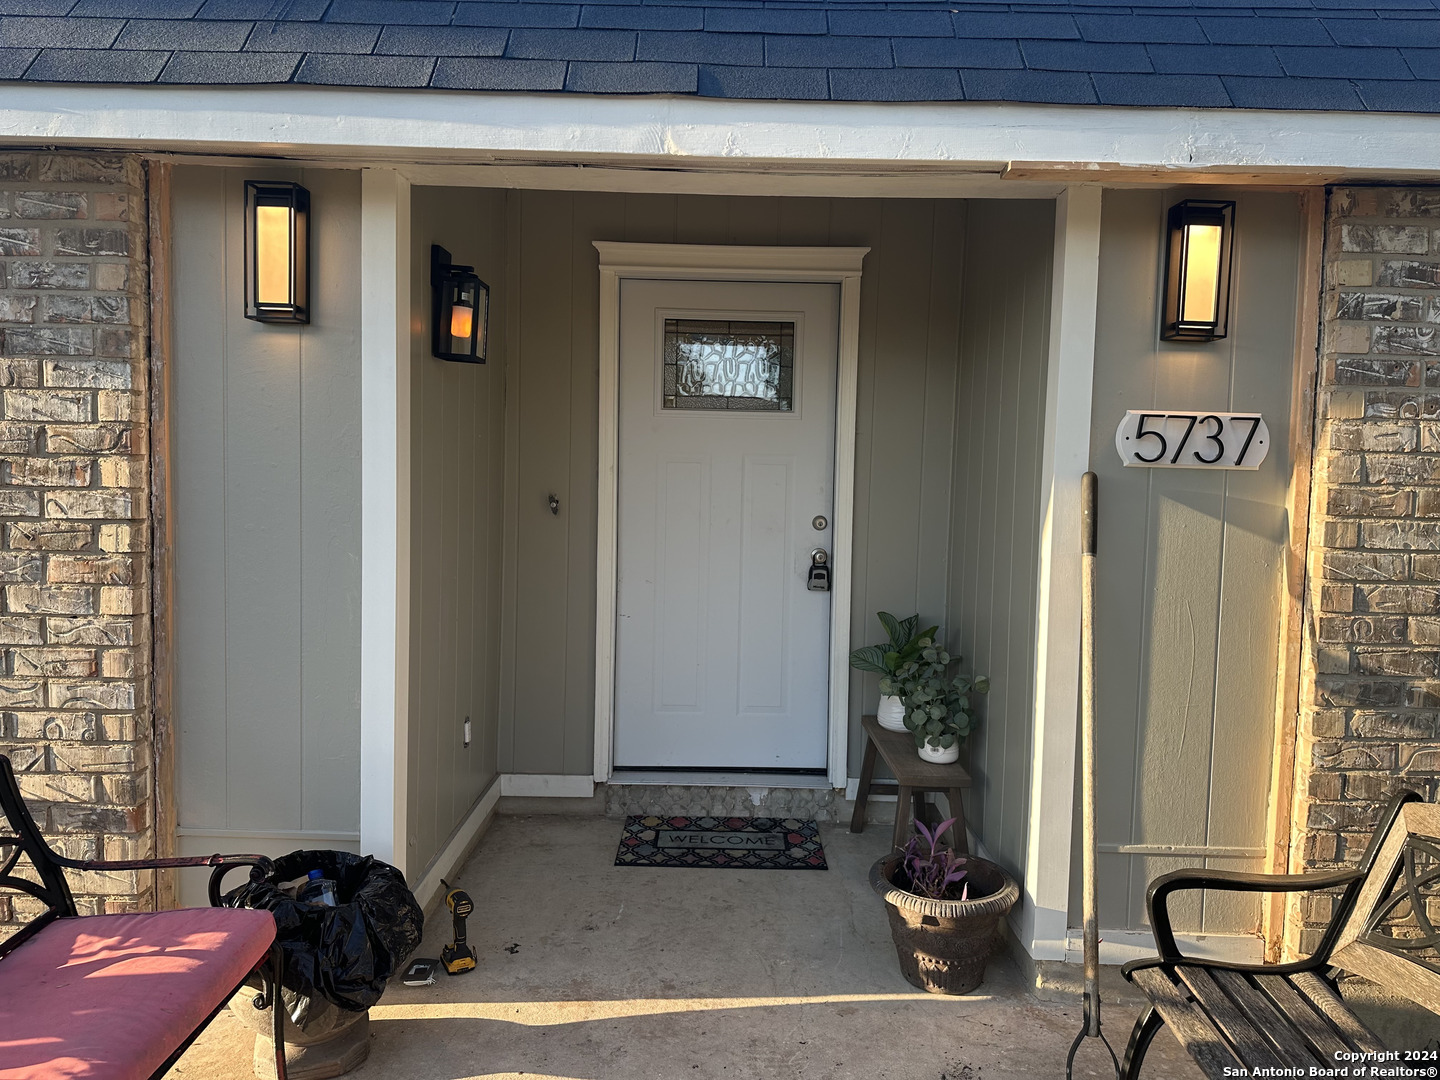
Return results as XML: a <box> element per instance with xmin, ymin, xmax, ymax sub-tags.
<box><xmin>662</xmin><ymin>319</ymin><xmax>794</xmax><ymax>412</ymax></box>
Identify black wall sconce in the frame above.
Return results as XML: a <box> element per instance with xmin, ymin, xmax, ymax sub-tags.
<box><xmin>244</xmin><ymin>180</ymin><xmax>310</xmax><ymax>324</ymax></box>
<box><xmin>1161</xmin><ymin>199</ymin><xmax>1235</xmax><ymax>342</ymax></box>
<box><xmin>431</xmin><ymin>245</ymin><xmax>489</xmax><ymax>363</ymax></box>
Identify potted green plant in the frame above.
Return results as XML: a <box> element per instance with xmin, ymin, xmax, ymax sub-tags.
<box><xmin>848</xmin><ymin>612</ymin><xmax>937</xmax><ymax>732</ymax></box>
<box><xmin>889</xmin><ymin>639</ymin><xmax>988</xmax><ymax>763</ymax></box>
<box><xmin>869</xmin><ymin>817</ymin><xmax>1019</xmax><ymax>995</ymax></box>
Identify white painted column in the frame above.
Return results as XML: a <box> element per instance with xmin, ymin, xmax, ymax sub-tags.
<box><xmin>826</xmin><ymin>270</ymin><xmax>863</xmax><ymax>791</ymax></box>
<box><xmin>359</xmin><ymin>168</ymin><xmax>412</xmax><ymax>875</ymax></box>
<box><xmin>1020</xmin><ymin>185</ymin><xmax>1102</xmax><ymax>961</ymax></box>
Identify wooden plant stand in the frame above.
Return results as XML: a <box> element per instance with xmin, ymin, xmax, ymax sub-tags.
<box><xmin>849</xmin><ymin>714</ymin><xmax>971</xmax><ymax>854</ymax></box>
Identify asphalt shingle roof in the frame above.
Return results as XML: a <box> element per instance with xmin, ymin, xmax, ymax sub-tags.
<box><xmin>7</xmin><ymin>0</ymin><xmax>1440</xmax><ymax>109</ymax></box>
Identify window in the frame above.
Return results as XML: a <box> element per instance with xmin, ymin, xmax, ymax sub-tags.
<box><xmin>662</xmin><ymin>319</ymin><xmax>794</xmax><ymax>412</ymax></box>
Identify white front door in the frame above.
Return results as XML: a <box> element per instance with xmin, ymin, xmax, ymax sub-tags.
<box><xmin>614</xmin><ymin>278</ymin><xmax>838</xmax><ymax>770</ymax></box>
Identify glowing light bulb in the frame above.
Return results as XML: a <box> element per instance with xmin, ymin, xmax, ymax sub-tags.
<box><xmin>450</xmin><ymin>300</ymin><xmax>473</xmax><ymax>343</ymax></box>
<box><xmin>255</xmin><ymin>204</ymin><xmax>290</xmax><ymax>306</ymax></box>
<box><xmin>1181</xmin><ymin>223</ymin><xmax>1222</xmax><ymax>326</ymax></box>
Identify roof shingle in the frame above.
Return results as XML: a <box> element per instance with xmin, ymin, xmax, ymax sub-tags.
<box><xmin>6</xmin><ymin>0</ymin><xmax>1440</xmax><ymax>113</ymax></box>
<box><xmin>243</xmin><ymin>20</ymin><xmax>380</xmax><ymax>52</ymax></box>
<box><xmin>376</xmin><ymin>24</ymin><xmax>505</xmax><ymax>56</ymax></box>
<box><xmin>113</xmin><ymin>18</ymin><xmax>251</xmax><ymax>50</ymax></box>
<box><xmin>431</xmin><ymin>54</ymin><xmax>565</xmax><ymax>88</ymax></box>
<box><xmin>159</xmin><ymin>47</ymin><xmax>296</xmax><ymax>79</ymax></box>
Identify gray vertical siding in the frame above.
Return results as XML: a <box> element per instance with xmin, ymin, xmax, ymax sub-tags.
<box><xmin>406</xmin><ymin>188</ymin><xmax>507</xmax><ymax>878</ymax></box>
<box><xmin>169</xmin><ymin>180</ymin><xmax>1060</xmax><ymax>894</ymax></box>
<box><xmin>1082</xmin><ymin>189</ymin><xmax>1301</xmax><ymax>934</ymax></box>
<box><xmin>170</xmin><ymin>166</ymin><xmax>362</xmax><ymax>903</ymax></box>
<box><xmin>493</xmin><ymin>192</ymin><xmax>1054</xmax><ymax>777</ymax></box>
<box><xmin>947</xmin><ymin>201</ymin><xmax>1055</xmax><ymax>882</ymax></box>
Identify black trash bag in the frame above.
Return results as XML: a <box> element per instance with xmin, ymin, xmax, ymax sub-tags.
<box><xmin>223</xmin><ymin>849</ymin><xmax>424</xmax><ymax>1012</ymax></box>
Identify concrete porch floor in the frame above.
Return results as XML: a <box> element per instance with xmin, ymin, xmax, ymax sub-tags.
<box><xmin>167</xmin><ymin>814</ymin><xmax>1204</xmax><ymax>1080</ymax></box>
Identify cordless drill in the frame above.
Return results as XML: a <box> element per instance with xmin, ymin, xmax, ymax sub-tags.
<box><xmin>440</xmin><ymin>879</ymin><xmax>477</xmax><ymax>975</ymax></box>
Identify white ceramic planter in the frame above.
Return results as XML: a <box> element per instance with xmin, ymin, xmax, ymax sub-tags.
<box><xmin>876</xmin><ymin>694</ymin><xmax>908</xmax><ymax>732</ymax></box>
<box><xmin>918</xmin><ymin>741</ymin><xmax>960</xmax><ymax>765</ymax></box>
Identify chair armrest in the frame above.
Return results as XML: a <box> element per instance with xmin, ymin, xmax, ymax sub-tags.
<box><xmin>54</xmin><ymin>853</ymin><xmax>275</xmax><ymax>907</ymax></box>
<box><xmin>1145</xmin><ymin>866</ymin><xmax>1365</xmax><ymax>966</ymax></box>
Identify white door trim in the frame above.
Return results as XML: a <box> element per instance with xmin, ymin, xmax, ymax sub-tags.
<box><xmin>593</xmin><ymin>242</ymin><xmax>869</xmax><ymax>790</ymax></box>
<box><xmin>359</xmin><ymin>168</ymin><xmax>412</xmax><ymax>876</ymax></box>
<box><xmin>1020</xmin><ymin>185</ymin><xmax>1102</xmax><ymax>961</ymax></box>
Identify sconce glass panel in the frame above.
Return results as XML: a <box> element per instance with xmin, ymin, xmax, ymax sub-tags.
<box><xmin>1162</xmin><ymin>199</ymin><xmax>1234</xmax><ymax>342</ymax></box>
<box><xmin>244</xmin><ymin>180</ymin><xmax>309</xmax><ymax>324</ymax></box>
<box><xmin>431</xmin><ymin>245</ymin><xmax>489</xmax><ymax>364</ymax></box>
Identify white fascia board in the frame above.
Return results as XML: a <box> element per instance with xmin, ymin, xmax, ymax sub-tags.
<box><xmin>6</xmin><ymin>84</ymin><xmax>1440</xmax><ymax>177</ymax></box>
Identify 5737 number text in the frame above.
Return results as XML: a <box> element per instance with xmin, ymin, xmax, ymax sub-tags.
<box><xmin>1113</xmin><ymin>410</ymin><xmax>1270</xmax><ymax>471</ymax></box>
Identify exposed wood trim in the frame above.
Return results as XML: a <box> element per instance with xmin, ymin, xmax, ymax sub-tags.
<box><xmin>590</xmin><ymin>242</ymin><xmax>869</xmax><ymax>790</ymax></box>
<box><xmin>141</xmin><ymin>153</ymin><xmax>1055</xmax><ymax>199</ymax></box>
<box><xmin>1099</xmin><ymin>843</ymin><xmax>1265</xmax><ymax>858</ymax></box>
<box><xmin>1064</xmin><ymin>928</ymin><xmax>1264</xmax><ymax>966</ymax></box>
<box><xmin>592</xmin><ymin>262</ymin><xmax>619</xmax><ymax>785</ymax></box>
<box><xmin>1263</xmin><ymin>188</ymin><xmax>1325</xmax><ymax>963</ymax></box>
<box><xmin>404</xmin><ymin>164</ymin><xmax>1044</xmax><ymax>199</ymax></box>
<box><xmin>592</xmin><ymin>242</ymin><xmax>869</xmax><ymax>275</ymax></box>
<box><xmin>497</xmin><ymin>189</ymin><xmax>522</xmax><ymax>775</ymax></box>
<box><xmin>1022</xmin><ymin>185</ymin><xmax>1103</xmax><ymax>963</ymax></box>
<box><xmin>17</xmin><ymin>87</ymin><xmax>1440</xmax><ymax>180</ymax></box>
<box><xmin>410</xmin><ymin>777</ymin><xmax>500</xmax><ymax>916</ymax></box>
<box><xmin>499</xmin><ymin>773</ymin><xmax>596</xmax><ymax>798</ymax></box>
<box><xmin>1003</xmin><ymin>165</ymin><xmax>1362</xmax><ymax>187</ymax></box>
<box><xmin>134</xmin><ymin>152</ymin><xmax>1436</xmax><ymax>200</ymax></box>
<box><xmin>359</xmin><ymin>168</ymin><xmax>412</xmax><ymax>877</ymax></box>
<box><xmin>145</xmin><ymin>160</ymin><xmax>177</xmax><ymax>912</ymax></box>
<box><xmin>174</xmin><ymin>827</ymin><xmax>361</xmax><ymax>842</ymax></box>
<box><xmin>829</xmin><ymin>271</ymin><xmax>862</xmax><ymax>791</ymax></box>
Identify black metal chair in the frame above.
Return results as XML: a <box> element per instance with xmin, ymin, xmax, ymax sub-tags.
<box><xmin>0</xmin><ymin>754</ymin><xmax>289</xmax><ymax>1079</ymax></box>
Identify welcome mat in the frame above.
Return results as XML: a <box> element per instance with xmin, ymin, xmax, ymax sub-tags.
<box><xmin>615</xmin><ymin>816</ymin><xmax>827</xmax><ymax>870</ymax></box>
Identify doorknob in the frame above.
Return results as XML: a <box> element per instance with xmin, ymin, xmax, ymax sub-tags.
<box><xmin>807</xmin><ymin>548</ymin><xmax>830</xmax><ymax>592</ymax></box>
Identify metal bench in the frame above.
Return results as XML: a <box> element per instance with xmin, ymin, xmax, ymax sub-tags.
<box><xmin>0</xmin><ymin>755</ymin><xmax>288</xmax><ymax>1080</ymax></box>
<box><xmin>1121</xmin><ymin>789</ymin><xmax>1439</xmax><ymax>1077</ymax></box>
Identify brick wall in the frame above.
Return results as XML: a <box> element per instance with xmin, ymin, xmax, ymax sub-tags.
<box><xmin>0</xmin><ymin>152</ymin><xmax>151</xmax><ymax>920</ymax></box>
<box><xmin>1292</xmin><ymin>186</ymin><xmax>1440</xmax><ymax>954</ymax></box>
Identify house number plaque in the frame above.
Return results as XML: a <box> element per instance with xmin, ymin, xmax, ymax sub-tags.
<box><xmin>1114</xmin><ymin>410</ymin><xmax>1270</xmax><ymax>470</ymax></box>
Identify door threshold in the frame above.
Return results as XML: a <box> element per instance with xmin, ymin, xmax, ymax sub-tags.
<box><xmin>611</xmin><ymin>771</ymin><xmax>836</xmax><ymax>789</ymax></box>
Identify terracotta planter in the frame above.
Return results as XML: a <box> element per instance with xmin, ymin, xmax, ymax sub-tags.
<box><xmin>869</xmin><ymin>854</ymin><xmax>1019</xmax><ymax>995</ymax></box>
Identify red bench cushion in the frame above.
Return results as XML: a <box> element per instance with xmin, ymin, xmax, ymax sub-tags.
<box><xmin>0</xmin><ymin>908</ymin><xmax>276</xmax><ymax>1080</ymax></box>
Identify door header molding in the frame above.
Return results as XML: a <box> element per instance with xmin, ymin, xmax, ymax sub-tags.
<box><xmin>592</xmin><ymin>242</ymin><xmax>867</xmax><ymax>789</ymax></box>
<box><xmin>594</xmin><ymin>242</ymin><xmax>870</xmax><ymax>280</ymax></box>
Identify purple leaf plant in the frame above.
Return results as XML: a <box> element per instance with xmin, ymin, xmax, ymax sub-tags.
<box><xmin>901</xmin><ymin>816</ymin><xmax>971</xmax><ymax>901</ymax></box>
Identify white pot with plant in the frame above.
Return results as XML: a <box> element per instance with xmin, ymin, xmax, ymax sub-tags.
<box><xmin>889</xmin><ymin>638</ymin><xmax>988</xmax><ymax>763</ymax></box>
<box><xmin>848</xmin><ymin>612</ymin><xmax>937</xmax><ymax>732</ymax></box>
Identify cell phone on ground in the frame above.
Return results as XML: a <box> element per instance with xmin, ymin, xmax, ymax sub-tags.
<box><xmin>402</xmin><ymin>957</ymin><xmax>439</xmax><ymax>986</ymax></box>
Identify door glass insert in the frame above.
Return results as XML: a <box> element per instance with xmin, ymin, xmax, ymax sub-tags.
<box><xmin>662</xmin><ymin>319</ymin><xmax>794</xmax><ymax>412</ymax></box>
